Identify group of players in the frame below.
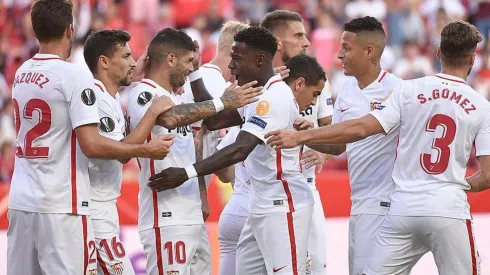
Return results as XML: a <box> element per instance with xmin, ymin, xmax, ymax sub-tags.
<box><xmin>6</xmin><ymin>0</ymin><xmax>490</xmax><ymax>275</ymax></box>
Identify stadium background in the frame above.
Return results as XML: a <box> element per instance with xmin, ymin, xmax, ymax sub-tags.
<box><xmin>1</xmin><ymin>0</ymin><xmax>490</xmax><ymax>274</ymax></box>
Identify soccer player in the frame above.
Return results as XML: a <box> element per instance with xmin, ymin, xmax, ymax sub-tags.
<box><xmin>125</xmin><ymin>28</ymin><xmax>262</xmax><ymax>275</ymax></box>
<box><xmin>7</xmin><ymin>1</ymin><xmax>173</xmax><ymax>275</ymax></box>
<box><xmin>260</xmin><ymin>10</ymin><xmax>334</xmax><ymax>274</ymax></box>
<box><xmin>266</xmin><ymin>21</ymin><xmax>488</xmax><ymax>275</ymax></box>
<box><xmin>83</xmin><ymin>30</ymin><xmax>176</xmax><ymax>275</ymax></box>
<box><xmin>148</xmin><ymin>27</ymin><xmax>326</xmax><ymax>275</ymax></box>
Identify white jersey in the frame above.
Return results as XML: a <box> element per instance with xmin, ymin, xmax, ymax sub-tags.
<box><xmin>241</xmin><ymin>74</ymin><xmax>314</xmax><ymax>214</ymax></box>
<box><xmin>300</xmin><ymin>80</ymin><xmax>334</xmax><ymax>189</ymax></box>
<box><xmin>370</xmin><ymin>73</ymin><xmax>490</xmax><ymax>219</ymax></box>
<box><xmin>332</xmin><ymin>70</ymin><xmax>402</xmax><ymax>215</ymax></box>
<box><xmin>216</xmin><ymin>126</ymin><xmax>250</xmax><ymax>216</ymax></box>
<box><xmin>9</xmin><ymin>53</ymin><xmax>99</xmax><ymax>215</ymax></box>
<box><xmin>88</xmin><ymin>79</ymin><xmax>126</xmax><ymax>203</ymax></box>
<box><xmin>126</xmin><ymin>78</ymin><xmax>203</xmax><ymax>231</ymax></box>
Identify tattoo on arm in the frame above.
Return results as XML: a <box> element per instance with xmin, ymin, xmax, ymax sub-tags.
<box><xmin>306</xmin><ymin>143</ymin><xmax>346</xmax><ymax>155</ymax></box>
<box><xmin>156</xmin><ymin>101</ymin><xmax>216</xmax><ymax>128</ymax></box>
<box><xmin>192</xmin><ymin>128</ymin><xmax>206</xmax><ymax>192</ymax></box>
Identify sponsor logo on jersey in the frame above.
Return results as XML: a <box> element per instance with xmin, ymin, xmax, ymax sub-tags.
<box><xmin>82</xmin><ymin>201</ymin><xmax>89</xmax><ymax>207</ymax></box>
<box><xmin>100</xmin><ymin>117</ymin><xmax>116</xmax><ymax>133</ymax></box>
<box><xmin>256</xmin><ymin>100</ymin><xmax>270</xmax><ymax>116</ymax></box>
<box><xmin>380</xmin><ymin>201</ymin><xmax>391</xmax><ymax>207</ymax></box>
<box><xmin>326</xmin><ymin>97</ymin><xmax>333</xmax><ymax>105</ymax></box>
<box><xmin>111</xmin><ymin>262</ymin><xmax>124</xmax><ymax>275</ymax></box>
<box><xmin>162</xmin><ymin>212</ymin><xmax>172</xmax><ymax>217</ymax></box>
<box><xmin>300</xmin><ymin>106</ymin><xmax>313</xmax><ymax>117</ymax></box>
<box><xmin>273</xmin><ymin>200</ymin><xmax>284</xmax><ymax>206</ymax></box>
<box><xmin>168</xmin><ymin>125</ymin><xmax>192</xmax><ymax>136</ymax></box>
<box><xmin>167</xmin><ymin>270</ymin><xmax>180</xmax><ymax>275</ymax></box>
<box><xmin>137</xmin><ymin>91</ymin><xmax>153</xmax><ymax>106</ymax></box>
<box><xmin>248</xmin><ymin>116</ymin><xmax>267</xmax><ymax>129</ymax></box>
<box><xmin>81</xmin><ymin>88</ymin><xmax>96</xmax><ymax>106</ymax></box>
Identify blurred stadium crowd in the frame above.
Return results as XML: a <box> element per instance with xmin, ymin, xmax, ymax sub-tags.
<box><xmin>0</xmin><ymin>0</ymin><xmax>488</xmax><ymax>183</ymax></box>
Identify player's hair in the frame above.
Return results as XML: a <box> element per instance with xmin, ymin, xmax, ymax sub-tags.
<box><xmin>260</xmin><ymin>10</ymin><xmax>303</xmax><ymax>34</ymax></box>
<box><xmin>440</xmin><ymin>21</ymin><xmax>482</xmax><ymax>67</ymax></box>
<box><xmin>83</xmin><ymin>30</ymin><xmax>131</xmax><ymax>74</ymax></box>
<box><xmin>218</xmin><ymin>20</ymin><xmax>250</xmax><ymax>53</ymax></box>
<box><xmin>284</xmin><ymin>54</ymin><xmax>326</xmax><ymax>86</ymax></box>
<box><xmin>343</xmin><ymin>16</ymin><xmax>385</xmax><ymax>37</ymax></box>
<box><xmin>31</xmin><ymin>0</ymin><xmax>74</xmax><ymax>42</ymax></box>
<box><xmin>148</xmin><ymin>28</ymin><xmax>196</xmax><ymax>69</ymax></box>
<box><xmin>234</xmin><ymin>26</ymin><xmax>278</xmax><ymax>56</ymax></box>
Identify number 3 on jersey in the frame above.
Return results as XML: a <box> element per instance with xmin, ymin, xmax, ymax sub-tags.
<box><xmin>420</xmin><ymin>114</ymin><xmax>456</xmax><ymax>174</ymax></box>
<box><xmin>13</xmin><ymin>98</ymin><xmax>52</xmax><ymax>158</ymax></box>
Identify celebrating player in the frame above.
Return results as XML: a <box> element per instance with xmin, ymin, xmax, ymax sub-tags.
<box><xmin>266</xmin><ymin>21</ymin><xmax>488</xmax><ymax>275</ymax></box>
<box><xmin>7</xmin><ymin>1</ymin><xmax>173</xmax><ymax>275</ymax></box>
<box><xmin>148</xmin><ymin>27</ymin><xmax>326</xmax><ymax>275</ymax></box>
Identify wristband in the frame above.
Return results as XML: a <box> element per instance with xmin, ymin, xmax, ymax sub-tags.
<box><xmin>188</xmin><ymin>70</ymin><xmax>202</xmax><ymax>82</ymax></box>
<box><xmin>212</xmin><ymin>98</ymin><xmax>225</xmax><ymax>112</ymax></box>
<box><xmin>184</xmin><ymin>164</ymin><xmax>198</xmax><ymax>179</ymax></box>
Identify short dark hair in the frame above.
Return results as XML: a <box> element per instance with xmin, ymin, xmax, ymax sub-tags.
<box><xmin>260</xmin><ymin>10</ymin><xmax>303</xmax><ymax>33</ymax></box>
<box><xmin>148</xmin><ymin>28</ymin><xmax>196</xmax><ymax>68</ymax></box>
<box><xmin>83</xmin><ymin>30</ymin><xmax>131</xmax><ymax>74</ymax></box>
<box><xmin>284</xmin><ymin>54</ymin><xmax>326</xmax><ymax>86</ymax></box>
<box><xmin>234</xmin><ymin>26</ymin><xmax>278</xmax><ymax>56</ymax></box>
<box><xmin>343</xmin><ymin>16</ymin><xmax>385</xmax><ymax>37</ymax></box>
<box><xmin>440</xmin><ymin>21</ymin><xmax>482</xmax><ymax>67</ymax></box>
<box><xmin>31</xmin><ymin>0</ymin><xmax>74</xmax><ymax>42</ymax></box>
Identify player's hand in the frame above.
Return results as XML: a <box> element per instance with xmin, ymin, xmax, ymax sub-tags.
<box><xmin>148</xmin><ymin>95</ymin><xmax>176</xmax><ymax>117</ymax></box>
<box><xmin>200</xmin><ymin>188</ymin><xmax>210</xmax><ymax>221</ymax></box>
<box><xmin>220</xmin><ymin>80</ymin><xmax>263</xmax><ymax>109</ymax></box>
<box><xmin>173</xmin><ymin>86</ymin><xmax>185</xmax><ymax>95</ymax></box>
<box><xmin>301</xmin><ymin>150</ymin><xmax>328</xmax><ymax>173</ymax></box>
<box><xmin>274</xmin><ymin>65</ymin><xmax>290</xmax><ymax>80</ymax></box>
<box><xmin>144</xmin><ymin>134</ymin><xmax>175</xmax><ymax>159</ymax></box>
<box><xmin>293</xmin><ymin>118</ymin><xmax>314</xmax><ymax>131</ymax></box>
<box><xmin>134</xmin><ymin>47</ymin><xmax>149</xmax><ymax>77</ymax></box>
<box><xmin>265</xmin><ymin>130</ymin><xmax>301</xmax><ymax>150</ymax></box>
<box><xmin>192</xmin><ymin>40</ymin><xmax>201</xmax><ymax>71</ymax></box>
<box><xmin>148</xmin><ymin>167</ymin><xmax>188</xmax><ymax>191</ymax></box>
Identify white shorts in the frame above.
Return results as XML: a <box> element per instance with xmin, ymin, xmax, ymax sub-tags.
<box><xmin>364</xmin><ymin>215</ymin><xmax>481</xmax><ymax>275</ymax></box>
<box><xmin>236</xmin><ymin>206</ymin><xmax>313</xmax><ymax>275</ymax></box>
<box><xmin>348</xmin><ymin>214</ymin><xmax>386</xmax><ymax>275</ymax></box>
<box><xmin>218</xmin><ymin>213</ymin><xmax>248</xmax><ymax>275</ymax></box>
<box><xmin>307</xmin><ymin>190</ymin><xmax>327</xmax><ymax>275</ymax></box>
<box><xmin>139</xmin><ymin>224</ymin><xmax>211</xmax><ymax>275</ymax></box>
<box><xmin>92</xmin><ymin>202</ymin><xmax>135</xmax><ymax>275</ymax></box>
<box><xmin>7</xmin><ymin>209</ymin><xmax>97</xmax><ymax>275</ymax></box>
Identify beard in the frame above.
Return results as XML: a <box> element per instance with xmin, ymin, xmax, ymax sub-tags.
<box><xmin>281</xmin><ymin>51</ymin><xmax>292</xmax><ymax>64</ymax></box>
<box><xmin>170</xmin><ymin>70</ymin><xmax>185</xmax><ymax>88</ymax></box>
<box><xmin>119</xmin><ymin>76</ymin><xmax>132</xmax><ymax>86</ymax></box>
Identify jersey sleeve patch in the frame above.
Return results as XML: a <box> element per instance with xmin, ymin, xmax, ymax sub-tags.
<box><xmin>99</xmin><ymin>117</ymin><xmax>116</xmax><ymax>132</ymax></box>
<box><xmin>81</xmin><ymin>88</ymin><xmax>96</xmax><ymax>106</ymax></box>
<box><xmin>137</xmin><ymin>91</ymin><xmax>153</xmax><ymax>106</ymax></box>
<box><xmin>247</xmin><ymin>116</ymin><xmax>267</xmax><ymax>129</ymax></box>
<box><xmin>255</xmin><ymin>100</ymin><xmax>270</xmax><ymax>116</ymax></box>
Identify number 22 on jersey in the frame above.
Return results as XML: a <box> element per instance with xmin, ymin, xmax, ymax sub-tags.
<box><xmin>13</xmin><ymin>98</ymin><xmax>52</xmax><ymax>158</ymax></box>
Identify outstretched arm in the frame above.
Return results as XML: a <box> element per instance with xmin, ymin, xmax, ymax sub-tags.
<box><xmin>148</xmin><ymin>131</ymin><xmax>262</xmax><ymax>191</ymax></box>
<box><xmin>306</xmin><ymin>144</ymin><xmax>346</xmax><ymax>155</ymax></box>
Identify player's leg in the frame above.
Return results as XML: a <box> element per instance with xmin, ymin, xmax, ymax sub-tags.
<box><xmin>427</xmin><ymin>217</ymin><xmax>481</xmax><ymax>275</ymax></box>
<box><xmin>92</xmin><ymin>204</ymin><xmax>135</xmax><ymax>275</ymax></box>
<box><xmin>363</xmin><ymin>215</ymin><xmax>427</xmax><ymax>275</ymax></box>
<box><xmin>37</xmin><ymin>213</ymin><xmax>98</xmax><ymax>275</ymax></box>
<box><xmin>7</xmin><ymin>210</ymin><xmax>42</xmax><ymax>275</ymax></box>
<box><xmin>307</xmin><ymin>190</ymin><xmax>327</xmax><ymax>275</ymax></box>
<box><xmin>190</xmin><ymin>224</ymin><xmax>212</xmax><ymax>275</ymax></box>
<box><xmin>253</xmin><ymin>206</ymin><xmax>313</xmax><ymax>275</ymax></box>
<box><xmin>236</xmin><ymin>216</ymin><xmax>267</xmax><ymax>275</ymax></box>
<box><xmin>218</xmin><ymin>213</ymin><xmax>248</xmax><ymax>275</ymax></box>
<box><xmin>349</xmin><ymin>214</ymin><xmax>385</xmax><ymax>275</ymax></box>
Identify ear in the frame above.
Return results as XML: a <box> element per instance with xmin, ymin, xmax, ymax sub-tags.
<box><xmin>295</xmin><ymin>77</ymin><xmax>306</xmax><ymax>92</ymax></box>
<box><xmin>99</xmin><ymin>55</ymin><xmax>110</xmax><ymax>70</ymax></box>
<box><xmin>256</xmin><ymin>53</ymin><xmax>265</xmax><ymax>67</ymax></box>
<box><xmin>436</xmin><ymin>47</ymin><xmax>441</xmax><ymax>61</ymax></box>
<box><xmin>366</xmin><ymin>44</ymin><xmax>375</xmax><ymax>59</ymax></box>
<box><xmin>276</xmin><ymin>38</ymin><xmax>283</xmax><ymax>53</ymax></box>
<box><xmin>66</xmin><ymin>23</ymin><xmax>74</xmax><ymax>40</ymax></box>
<box><xmin>166</xmin><ymin>53</ymin><xmax>177</xmax><ymax>68</ymax></box>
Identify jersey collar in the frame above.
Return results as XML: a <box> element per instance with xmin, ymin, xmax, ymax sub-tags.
<box><xmin>435</xmin><ymin>73</ymin><xmax>466</xmax><ymax>84</ymax></box>
<box><xmin>94</xmin><ymin>79</ymin><xmax>108</xmax><ymax>94</ymax></box>
<box><xmin>359</xmin><ymin>69</ymin><xmax>387</xmax><ymax>91</ymax></box>
<box><xmin>31</xmin><ymin>53</ymin><xmax>61</xmax><ymax>61</ymax></box>
<box><xmin>265</xmin><ymin>74</ymin><xmax>283</xmax><ymax>90</ymax></box>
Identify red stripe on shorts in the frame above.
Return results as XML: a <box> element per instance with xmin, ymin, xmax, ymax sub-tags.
<box><xmin>466</xmin><ymin>219</ymin><xmax>478</xmax><ymax>275</ymax></box>
<box><xmin>287</xmin><ymin>212</ymin><xmax>298</xmax><ymax>275</ymax></box>
<box><xmin>82</xmin><ymin>216</ymin><xmax>88</xmax><ymax>275</ymax></box>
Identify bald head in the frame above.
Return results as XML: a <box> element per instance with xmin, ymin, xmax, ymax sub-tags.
<box><xmin>343</xmin><ymin>16</ymin><xmax>386</xmax><ymax>60</ymax></box>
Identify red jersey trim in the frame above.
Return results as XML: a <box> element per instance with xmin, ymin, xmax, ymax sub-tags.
<box><xmin>141</xmin><ymin>80</ymin><xmax>157</xmax><ymax>89</ymax></box>
<box><xmin>71</xmin><ymin>131</ymin><xmax>78</xmax><ymax>214</ymax></box>
<box><xmin>94</xmin><ymin>83</ymin><xmax>105</xmax><ymax>93</ymax></box>
<box><xmin>378</xmin><ymin>71</ymin><xmax>387</xmax><ymax>82</ymax></box>
<box><xmin>31</xmin><ymin>57</ymin><xmax>61</xmax><ymax>61</ymax></box>
<box><xmin>436</xmin><ymin>75</ymin><xmax>466</xmax><ymax>84</ymax></box>
<box><xmin>276</xmin><ymin>150</ymin><xmax>295</xmax><ymax>212</ymax></box>
<box><xmin>267</xmin><ymin>79</ymin><xmax>282</xmax><ymax>90</ymax></box>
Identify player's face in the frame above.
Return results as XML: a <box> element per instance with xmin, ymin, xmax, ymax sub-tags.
<box><xmin>279</xmin><ymin>21</ymin><xmax>310</xmax><ymax>63</ymax></box>
<box><xmin>229</xmin><ymin>42</ymin><xmax>258</xmax><ymax>86</ymax></box>
<box><xmin>109</xmin><ymin>43</ymin><xmax>137</xmax><ymax>86</ymax></box>
<box><xmin>291</xmin><ymin>78</ymin><xmax>325</xmax><ymax>111</ymax></box>
<box><xmin>337</xmin><ymin>31</ymin><xmax>368</xmax><ymax>77</ymax></box>
<box><xmin>170</xmin><ymin>51</ymin><xmax>194</xmax><ymax>88</ymax></box>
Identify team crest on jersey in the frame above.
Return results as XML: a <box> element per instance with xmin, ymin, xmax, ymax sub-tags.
<box><xmin>256</xmin><ymin>100</ymin><xmax>270</xmax><ymax>116</ymax></box>
<box><xmin>81</xmin><ymin>88</ymin><xmax>96</xmax><ymax>106</ymax></box>
<box><xmin>88</xmin><ymin>269</ymin><xmax>97</xmax><ymax>275</ymax></box>
<box><xmin>138</xmin><ymin>91</ymin><xmax>153</xmax><ymax>105</ymax></box>
<box><xmin>370</xmin><ymin>101</ymin><xmax>382</xmax><ymax>111</ymax></box>
<box><xmin>167</xmin><ymin>271</ymin><xmax>180</xmax><ymax>275</ymax></box>
<box><xmin>111</xmin><ymin>262</ymin><xmax>124</xmax><ymax>275</ymax></box>
<box><xmin>99</xmin><ymin>117</ymin><xmax>116</xmax><ymax>132</ymax></box>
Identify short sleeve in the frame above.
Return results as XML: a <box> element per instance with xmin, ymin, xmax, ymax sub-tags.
<box><xmin>317</xmin><ymin>81</ymin><xmax>334</xmax><ymax>119</ymax></box>
<box><xmin>97</xmin><ymin>98</ymin><xmax>124</xmax><ymax>141</ymax></box>
<box><xmin>67</xmin><ymin>66</ymin><xmax>99</xmax><ymax>129</ymax></box>
<box><xmin>240</xmin><ymin>95</ymin><xmax>289</xmax><ymax>144</ymax></box>
<box><xmin>331</xmin><ymin>97</ymin><xmax>342</xmax><ymax>124</ymax></box>
<box><xmin>475</xmin><ymin>109</ymin><xmax>490</xmax><ymax>157</ymax></box>
<box><xmin>370</xmin><ymin>80</ymin><xmax>405</xmax><ymax>134</ymax></box>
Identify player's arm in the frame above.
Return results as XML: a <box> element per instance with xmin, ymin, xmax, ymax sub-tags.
<box><xmin>466</xmin><ymin>156</ymin><xmax>490</xmax><ymax>192</ymax></box>
<box><xmin>215</xmin><ymin>167</ymin><xmax>235</xmax><ymax>184</ymax></box>
<box><xmin>157</xmin><ymin>81</ymin><xmax>261</xmax><ymax>129</ymax></box>
<box><xmin>148</xmin><ymin>131</ymin><xmax>261</xmax><ymax>191</ymax></box>
<box><xmin>192</xmin><ymin>127</ymin><xmax>210</xmax><ymax>221</ymax></box>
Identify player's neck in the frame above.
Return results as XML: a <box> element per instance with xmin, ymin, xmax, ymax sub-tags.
<box><xmin>94</xmin><ymin>74</ymin><xmax>119</xmax><ymax>98</ymax></box>
<box><xmin>272</xmin><ymin>54</ymin><xmax>285</xmax><ymax>68</ymax></box>
<box><xmin>209</xmin><ymin>54</ymin><xmax>229</xmax><ymax>78</ymax></box>
<box><xmin>146</xmin><ymin>70</ymin><xmax>173</xmax><ymax>92</ymax></box>
<box><xmin>38</xmin><ymin>42</ymin><xmax>69</xmax><ymax>61</ymax></box>
<box><xmin>440</xmin><ymin>67</ymin><xmax>469</xmax><ymax>82</ymax></box>
<box><xmin>258</xmin><ymin>67</ymin><xmax>276</xmax><ymax>87</ymax></box>
<box><xmin>355</xmin><ymin>67</ymin><xmax>382</xmax><ymax>90</ymax></box>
